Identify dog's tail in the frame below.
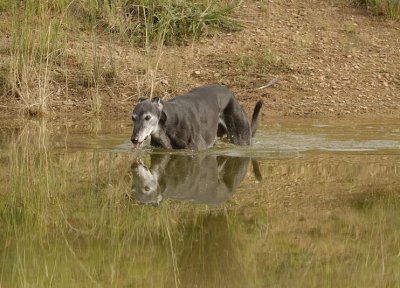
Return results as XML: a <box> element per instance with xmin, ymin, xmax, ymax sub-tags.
<box><xmin>251</xmin><ymin>100</ymin><xmax>263</xmax><ymax>137</ymax></box>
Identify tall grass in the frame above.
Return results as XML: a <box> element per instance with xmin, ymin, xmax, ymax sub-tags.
<box><xmin>8</xmin><ymin>1</ymin><xmax>65</xmax><ymax>116</ymax></box>
<box><xmin>355</xmin><ymin>0</ymin><xmax>400</xmax><ymax>20</ymax></box>
<box><xmin>1</xmin><ymin>0</ymin><xmax>242</xmax><ymax>117</ymax></box>
<box><xmin>88</xmin><ymin>31</ymin><xmax>102</xmax><ymax>117</ymax></box>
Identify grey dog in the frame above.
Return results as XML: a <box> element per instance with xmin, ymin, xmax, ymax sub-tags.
<box><xmin>131</xmin><ymin>85</ymin><xmax>263</xmax><ymax>149</ymax></box>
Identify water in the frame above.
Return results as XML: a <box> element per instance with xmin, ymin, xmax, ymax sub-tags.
<box><xmin>0</xmin><ymin>119</ymin><xmax>399</xmax><ymax>287</ymax></box>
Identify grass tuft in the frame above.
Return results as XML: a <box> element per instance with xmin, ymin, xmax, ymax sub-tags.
<box><xmin>236</xmin><ymin>49</ymin><xmax>288</xmax><ymax>74</ymax></box>
<box><xmin>354</xmin><ymin>0</ymin><xmax>400</xmax><ymax>20</ymax></box>
<box><xmin>91</xmin><ymin>0</ymin><xmax>243</xmax><ymax>45</ymax></box>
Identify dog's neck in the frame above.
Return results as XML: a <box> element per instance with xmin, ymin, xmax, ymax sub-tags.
<box><xmin>150</xmin><ymin>123</ymin><xmax>172</xmax><ymax>148</ymax></box>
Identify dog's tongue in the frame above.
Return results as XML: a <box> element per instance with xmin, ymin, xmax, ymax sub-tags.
<box><xmin>133</xmin><ymin>143</ymin><xmax>140</xmax><ymax>149</ymax></box>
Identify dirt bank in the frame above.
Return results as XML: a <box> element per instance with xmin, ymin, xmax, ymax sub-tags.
<box><xmin>0</xmin><ymin>0</ymin><xmax>399</xmax><ymax>121</ymax></box>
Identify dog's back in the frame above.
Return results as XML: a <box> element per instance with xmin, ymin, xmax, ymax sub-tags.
<box><xmin>161</xmin><ymin>85</ymin><xmax>233</xmax><ymax>149</ymax></box>
<box><xmin>131</xmin><ymin>85</ymin><xmax>262</xmax><ymax>149</ymax></box>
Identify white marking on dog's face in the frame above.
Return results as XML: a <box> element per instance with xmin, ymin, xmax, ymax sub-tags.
<box><xmin>131</xmin><ymin>100</ymin><xmax>162</xmax><ymax>147</ymax></box>
<box><xmin>133</xmin><ymin>113</ymin><xmax>159</xmax><ymax>143</ymax></box>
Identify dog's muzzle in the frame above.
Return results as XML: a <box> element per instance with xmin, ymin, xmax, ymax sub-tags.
<box><xmin>131</xmin><ymin>137</ymin><xmax>141</xmax><ymax>149</ymax></box>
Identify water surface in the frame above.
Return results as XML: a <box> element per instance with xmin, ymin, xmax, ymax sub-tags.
<box><xmin>0</xmin><ymin>119</ymin><xmax>399</xmax><ymax>287</ymax></box>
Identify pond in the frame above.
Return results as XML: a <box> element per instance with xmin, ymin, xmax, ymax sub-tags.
<box><xmin>0</xmin><ymin>119</ymin><xmax>399</xmax><ymax>287</ymax></box>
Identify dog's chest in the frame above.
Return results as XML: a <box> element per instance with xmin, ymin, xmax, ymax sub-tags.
<box><xmin>150</xmin><ymin>126</ymin><xmax>173</xmax><ymax>148</ymax></box>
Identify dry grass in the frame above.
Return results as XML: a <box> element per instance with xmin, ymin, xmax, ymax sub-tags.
<box><xmin>8</xmin><ymin>2</ymin><xmax>63</xmax><ymax>116</ymax></box>
<box><xmin>0</xmin><ymin>0</ymin><xmax>242</xmax><ymax>117</ymax></box>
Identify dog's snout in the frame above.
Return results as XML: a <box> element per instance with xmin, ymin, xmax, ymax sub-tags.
<box><xmin>131</xmin><ymin>137</ymin><xmax>139</xmax><ymax>144</ymax></box>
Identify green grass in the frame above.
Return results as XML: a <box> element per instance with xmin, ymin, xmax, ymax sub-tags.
<box><xmin>355</xmin><ymin>0</ymin><xmax>400</xmax><ymax>20</ymax></box>
<box><xmin>86</xmin><ymin>0</ymin><xmax>243</xmax><ymax>45</ymax></box>
<box><xmin>236</xmin><ymin>49</ymin><xmax>288</xmax><ymax>74</ymax></box>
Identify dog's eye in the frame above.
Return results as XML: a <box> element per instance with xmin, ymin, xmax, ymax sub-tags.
<box><xmin>144</xmin><ymin>186</ymin><xmax>150</xmax><ymax>191</ymax></box>
<box><xmin>144</xmin><ymin>115</ymin><xmax>151</xmax><ymax>121</ymax></box>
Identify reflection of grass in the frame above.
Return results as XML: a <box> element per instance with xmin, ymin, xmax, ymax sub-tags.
<box><xmin>1</xmin><ymin>122</ymin><xmax>400</xmax><ymax>286</ymax></box>
<box><xmin>176</xmin><ymin>213</ymin><xmax>249</xmax><ymax>288</ymax></box>
<box><xmin>235</xmin><ymin>158</ymin><xmax>400</xmax><ymax>287</ymax></box>
<box><xmin>239</xmin><ymin>185</ymin><xmax>400</xmax><ymax>287</ymax></box>
<box><xmin>0</xmin><ymin>121</ymin><xmax>243</xmax><ymax>286</ymax></box>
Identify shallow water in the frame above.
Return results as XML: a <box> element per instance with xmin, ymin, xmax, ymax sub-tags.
<box><xmin>0</xmin><ymin>119</ymin><xmax>399</xmax><ymax>287</ymax></box>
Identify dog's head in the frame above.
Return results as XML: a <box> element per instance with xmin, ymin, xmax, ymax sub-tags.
<box><xmin>131</xmin><ymin>97</ymin><xmax>163</xmax><ymax>148</ymax></box>
<box><xmin>131</xmin><ymin>160</ymin><xmax>163</xmax><ymax>206</ymax></box>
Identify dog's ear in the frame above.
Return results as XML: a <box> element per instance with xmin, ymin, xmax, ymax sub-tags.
<box><xmin>138</xmin><ymin>97</ymin><xmax>147</xmax><ymax>103</ymax></box>
<box><xmin>151</xmin><ymin>96</ymin><xmax>163</xmax><ymax>111</ymax></box>
<box><xmin>151</xmin><ymin>96</ymin><xmax>161</xmax><ymax>104</ymax></box>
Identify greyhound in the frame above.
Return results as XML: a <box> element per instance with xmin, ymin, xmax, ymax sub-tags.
<box><xmin>131</xmin><ymin>85</ymin><xmax>263</xmax><ymax>149</ymax></box>
<box><xmin>130</xmin><ymin>154</ymin><xmax>260</xmax><ymax>206</ymax></box>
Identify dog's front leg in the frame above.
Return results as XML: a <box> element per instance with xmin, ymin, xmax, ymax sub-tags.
<box><xmin>150</xmin><ymin>130</ymin><xmax>172</xmax><ymax>149</ymax></box>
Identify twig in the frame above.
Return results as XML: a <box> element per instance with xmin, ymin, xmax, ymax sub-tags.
<box><xmin>136</xmin><ymin>74</ymin><xmax>142</xmax><ymax>98</ymax></box>
<box><xmin>255</xmin><ymin>77</ymin><xmax>279</xmax><ymax>90</ymax></box>
<box><xmin>121</xmin><ymin>95</ymin><xmax>134</xmax><ymax>102</ymax></box>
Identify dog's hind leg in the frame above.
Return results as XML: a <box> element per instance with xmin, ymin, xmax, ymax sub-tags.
<box><xmin>223</xmin><ymin>100</ymin><xmax>251</xmax><ymax>145</ymax></box>
<box><xmin>217</xmin><ymin>117</ymin><xmax>228</xmax><ymax>137</ymax></box>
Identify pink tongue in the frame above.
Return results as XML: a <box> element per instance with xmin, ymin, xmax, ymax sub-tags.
<box><xmin>133</xmin><ymin>143</ymin><xmax>140</xmax><ymax>149</ymax></box>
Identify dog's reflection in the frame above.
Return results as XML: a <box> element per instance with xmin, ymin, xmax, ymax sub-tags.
<box><xmin>130</xmin><ymin>154</ymin><xmax>261</xmax><ymax>206</ymax></box>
